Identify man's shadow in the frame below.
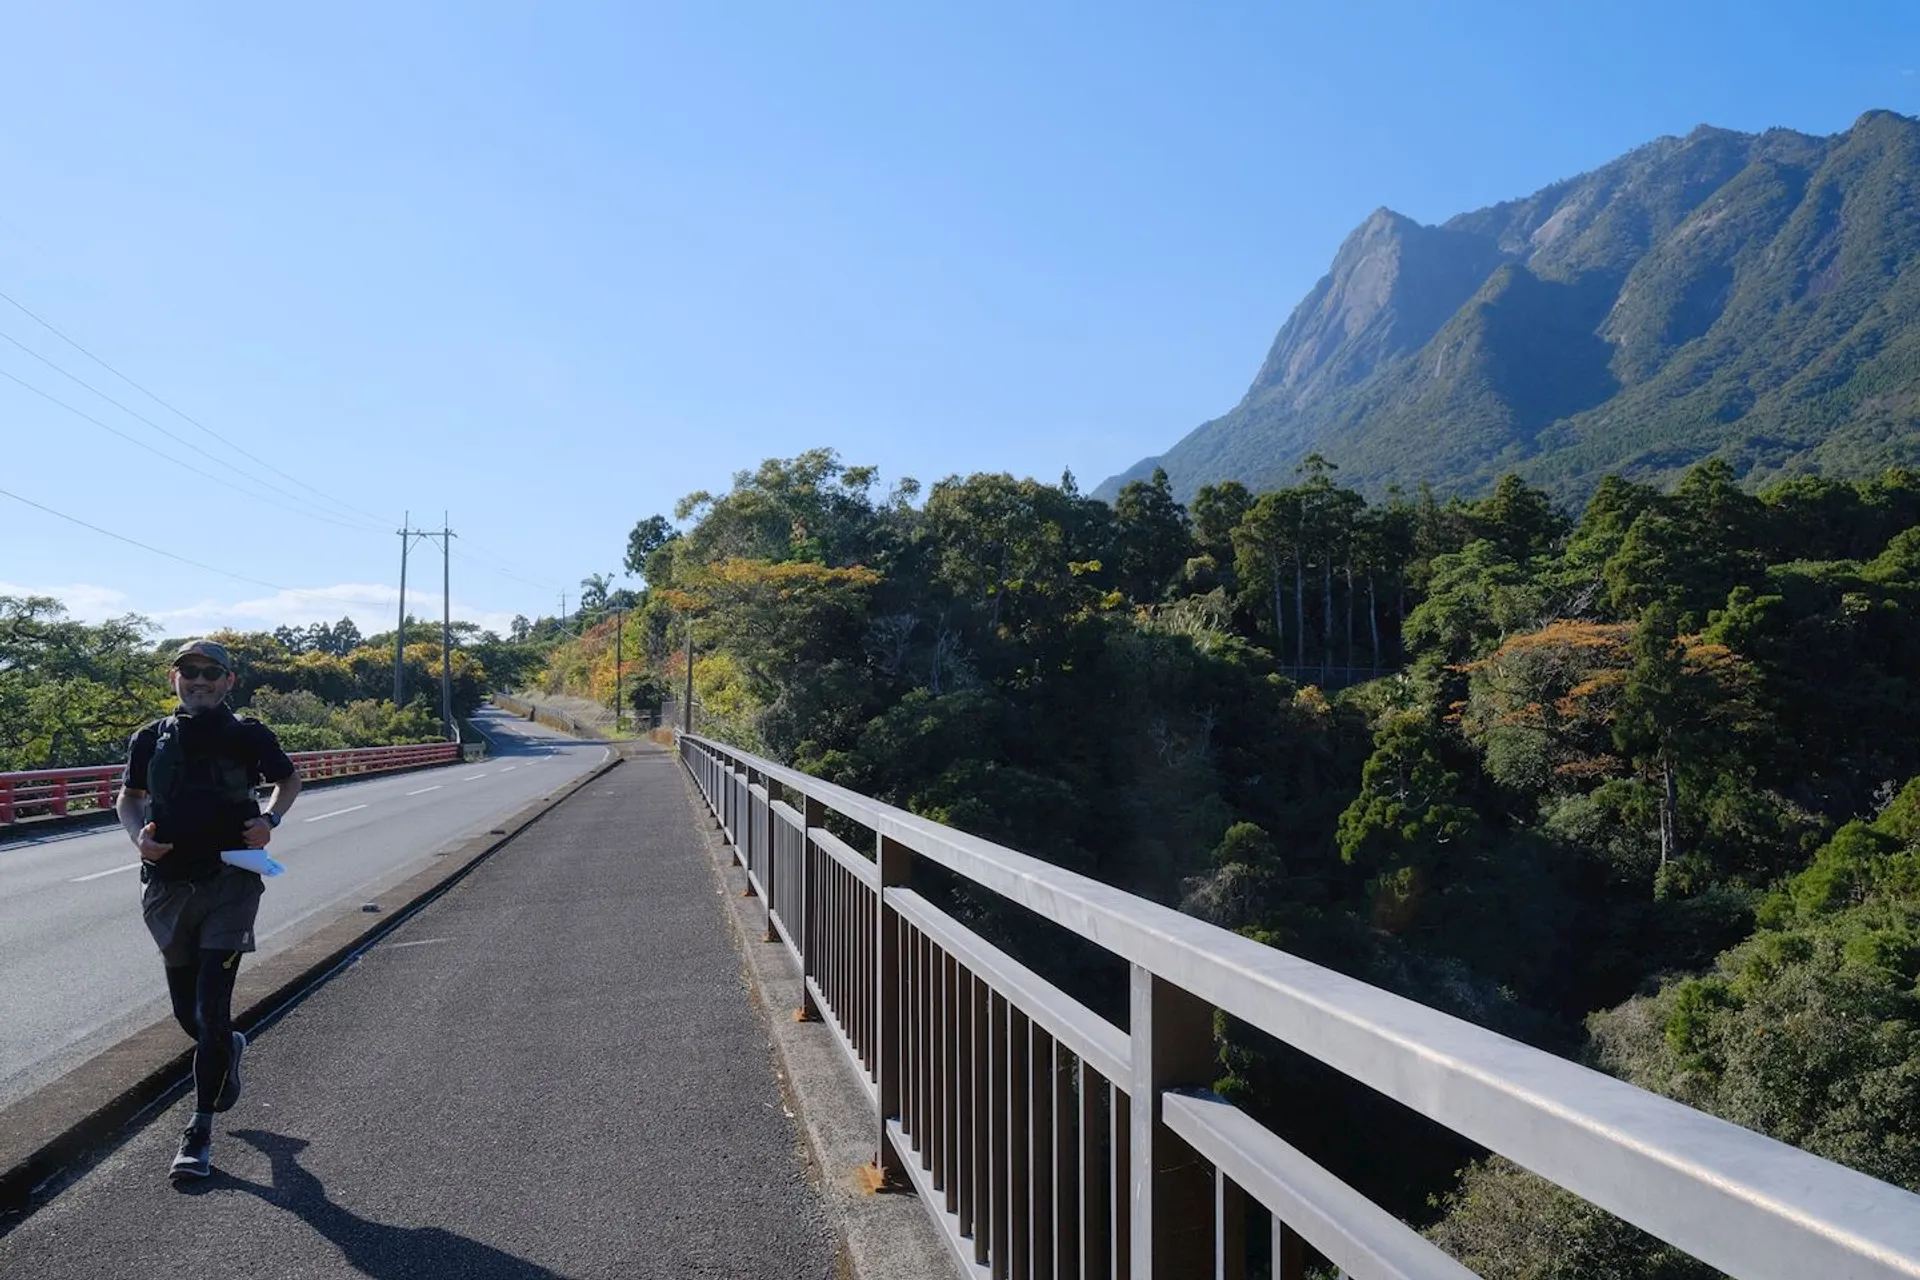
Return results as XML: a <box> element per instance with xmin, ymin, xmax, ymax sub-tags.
<box><xmin>198</xmin><ymin>1129</ymin><xmax>567</xmax><ymax>1280</ymax></box>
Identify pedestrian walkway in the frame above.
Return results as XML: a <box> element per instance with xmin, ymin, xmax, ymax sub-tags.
<box><xmin>0</xmin><ymin>749</ymin><xmax>841</xmax><ymax>1279</ymax></box>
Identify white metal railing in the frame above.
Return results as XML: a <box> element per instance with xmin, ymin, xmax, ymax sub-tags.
<box><xmin>677</xmin><ymin>732</ymin><xmax>1920</xmax><ymax>1280</ymax></box>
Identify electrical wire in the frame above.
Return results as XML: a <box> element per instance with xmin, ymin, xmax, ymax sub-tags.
<box><xmin>0</xmin><ymin>330</ymin><xmax>392</xmax><ymax>536</ymax></box>
<box><xmin>454</xmin><ymin>541</ymin><xmax>544</xmax><ymax>581</ymax></box>
<box><xmin>450</xmin><ymin>545</ymin><xmax>556</xmax><ymax>592</ymax></box>
<box><xmin>0</xmin><ymin>283</ymin><xmax>577</xmax><ymax>600</ymax></box>
<box><xmin>0</xmin><ymin>365</ymin><xmax>390</xmax><ymax>537</ymax></box>
<box><xmin>0</xmin><ymin>285</ymin><xmax>397</xmax><ymax>528</ymax></box>
<box><xmin>0</xmin><ymin>288</ymin><xmax>585</xmax><ymax>624</ymax></box>
<box><xmin>0</xmin><ymin>485</ymin><xmax>395</xmax><ymax>610</ymax></box>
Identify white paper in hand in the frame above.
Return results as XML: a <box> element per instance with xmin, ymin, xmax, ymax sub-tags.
<box><xmin>221</xmin><ymin>848</ymin><xmax>286</xmax><ymax>877</ymax></box>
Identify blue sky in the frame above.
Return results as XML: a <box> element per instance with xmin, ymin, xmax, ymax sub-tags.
<box><xmin>2</xmin><ymin>1</ymin><xmax>1915</xmax><ymax>638</ymax></box>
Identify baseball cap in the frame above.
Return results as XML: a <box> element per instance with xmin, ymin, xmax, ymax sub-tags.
<box><xmin>172</xmin><ymin>639</ymin><xmax>234</xmax><ymax>671</ymax></box>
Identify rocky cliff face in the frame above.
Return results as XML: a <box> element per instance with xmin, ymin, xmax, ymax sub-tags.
<box><xmin>1244</xmin><ymin>209</ymin><xmax>1509</xmax><ymax>413</ymax></box>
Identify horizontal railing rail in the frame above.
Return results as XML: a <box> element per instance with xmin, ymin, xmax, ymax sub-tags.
<box><xmin>0</xmin><ymin>741</ymin><xmax>462</xmax><ymax>826</ymax></box>
<box><xmin>677</xmin><ymin>731</ymin><xmax>1920</xmax><ymax>1280</ymax></box>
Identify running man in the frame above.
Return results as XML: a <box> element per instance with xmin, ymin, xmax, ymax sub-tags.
<box><xmin>115</xmin><ymin>639</ymin><xmax>302</xmax><ymax>1181</ymax></box>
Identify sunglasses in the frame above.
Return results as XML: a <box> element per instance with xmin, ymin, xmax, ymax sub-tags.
<box><xmin>174</xmin><ymin>664</ymin><xmax>227</xmax><ymax>681</ymax></box>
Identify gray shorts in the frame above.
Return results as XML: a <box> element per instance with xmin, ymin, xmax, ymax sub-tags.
<box><xmin>141</xmin><ymin>867</ymin><xmax>264</xmax><ymax>966</ymax></box>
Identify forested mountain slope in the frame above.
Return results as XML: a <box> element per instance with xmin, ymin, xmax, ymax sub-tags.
<box><xmin>1100</xmin><ymin>110</ymin><xmax>1920</xmax><ymax>505</ymax></box>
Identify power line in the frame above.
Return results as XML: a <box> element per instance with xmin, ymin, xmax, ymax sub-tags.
<box><xmin>457</xmin><ymin>541</ymin><xmax>548</xmax><ymax>582</ymax></box>
<box><xmin>0</xmin><ymin>329</ymin><xmax>391</xmax><ymax>535</ymax></box>
<box><xmin>0</xmin><ymin>285</ymin><xmax>396</xmax><ymax>527</ymax></box>
<box><xmin>0</xmin><ymin>284</ymin><xmax>575</xmax><ymax>616</ymax></box>
<box><xmin>0</xmin><ymin>282</ymin><xmax>575</xmax><ymax>594</ymax></box>
<box><xmin>0</xmin><ymin>362</ymin><xmax>385</xmax><ymax>537</ymax></box>
<box><xmin>0</xmin><ymin>484</ymin><xmax>394</xmax><ymax>610</ymax></box>
<box><xmin>450</xmin><ymin>546</ymin><xmax>555</xmax><ymax>592</ymax></box>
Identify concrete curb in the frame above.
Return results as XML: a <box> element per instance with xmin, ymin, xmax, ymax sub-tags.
<box><xmin>674</xmin><ymin>760</ymin><xmax>960</xmax><ymax>1280</ymax></box>
<box><xmin>0</xmin><ymin>749</ymin><xmax>625</xmax><ymax>1218</ymax></box>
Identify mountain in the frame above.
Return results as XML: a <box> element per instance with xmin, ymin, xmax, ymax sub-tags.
<box><xmin>1097</xmin><ymin>111</ymin><xmax>1920</xmax><ymax>505</ymax></box>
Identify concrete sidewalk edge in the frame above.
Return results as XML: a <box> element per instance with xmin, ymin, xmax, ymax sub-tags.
<box><xmin>0</xmin><ymin>750</ymin><xmax>624</xmax><ymax>1220</ymax></box>
<box><xmin>675</xmin><ymin>763</ymin><xmax>961</xmax><ymax>1280</ymax></box>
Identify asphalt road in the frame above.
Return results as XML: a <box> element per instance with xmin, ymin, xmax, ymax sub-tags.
<box><xmin>0</xmin><ymin>748</ymin><xmax>839</xmax><ymax>1279</ymax></box>
<box><xmin>0</xmin><ymin>708</ymin><xmax>609</xmax><ymax>1107</ymax></box>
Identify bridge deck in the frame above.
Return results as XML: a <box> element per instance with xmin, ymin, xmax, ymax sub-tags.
<box><xmin>0</xmin><ymin>749</ymin><xmax>840</xmax><ymax>1279</ymax></box>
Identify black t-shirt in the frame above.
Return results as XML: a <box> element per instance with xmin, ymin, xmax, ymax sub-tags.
<box><xmin>126</xmin><ymin>706</ymin><xmax>296</xmax><ymax>880</ymax></box>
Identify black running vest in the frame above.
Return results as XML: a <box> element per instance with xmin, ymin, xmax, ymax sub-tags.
<box><xmin>146</xmin><ymin>709</ymin><xmax>264</xmax><ymax>881</ymax></box>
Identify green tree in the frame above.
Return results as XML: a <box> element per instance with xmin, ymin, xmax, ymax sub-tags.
<box><xmin>1565</xmin><ymin>474</ymin><xmax>1662</xmax><ymax>580</ymax></box>
<box><xmin>623</xmin><ymin>514</ymin><xmax>679</xmax><ymax>579</ymax></box>
<box><xmin>1611</xmin><ymin>604</ymin><xmax>1766</xmax><ymax>887</ymax></box>
<box><xmin>1191</xmin><ymin>480</ymin><xmax>1253</xmax><ymax>567</ymax></box>
<box><xmin>1109</xmin><ymin>467</ymin><xmax>1192</xmax><ymax>602</ymax></box>
<box><xmin>1616</xmin><ymin>605</ymin><xmax>1689</xmax><ymax>873</ymax></box>
<box><xmin>1232</xmin><ymin>488</ymin><xmax>1304</xmax><ymax>662</ymax></box>
<box><xmin>1466</xmin><ymin>474</ymin><xmax>1570</xmax><ymax>563</ymax></box>
<box><xmin>578</xmin><ymin>573</ymin><xmax>615</xmax><ymax>616</ymax></box>
<box><xmin>1336</xmin><ymin>713</ymin><xmax>1482</xmax><ymax>933</ymax></box>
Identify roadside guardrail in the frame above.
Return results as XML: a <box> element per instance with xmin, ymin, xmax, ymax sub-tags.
<box><xmin>0</xmin><ymin>742</ymin><xmax>463</xmax><ymax>826</ymax></box>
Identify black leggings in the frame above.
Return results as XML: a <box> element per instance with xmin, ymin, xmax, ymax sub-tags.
<box><xmin>164</xmin><ymin>949</ymin><xmax>241</xmax><ymax>1113</ymax></box>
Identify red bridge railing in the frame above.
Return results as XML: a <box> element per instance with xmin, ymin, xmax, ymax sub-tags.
<box><xmin>0</xmin><ymin>741</ymin><xmax>463</xmax><ymax>826</ymax></box>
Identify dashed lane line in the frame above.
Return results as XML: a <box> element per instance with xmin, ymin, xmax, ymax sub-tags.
<box><xmin>406</xmin><ymin>786</ymin><xmax>442</xmax><ymax>796</ymax></box>
<box><xmin>304</xmin><ymin>804</ymin><xmax>369</xmax><ymax>823</ymax></box>
<box><xmin>71</xmin><ymin>861</ymin><xmax>142</xmax><ymax>883</ymax></box>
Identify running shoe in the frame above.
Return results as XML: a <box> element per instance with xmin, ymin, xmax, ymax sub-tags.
<box><xmin>169</xmin><ymin>1122</ymin><xmax>211</xmax><ymax>1180</ymax></box>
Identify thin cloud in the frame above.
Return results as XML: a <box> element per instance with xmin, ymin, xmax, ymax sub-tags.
<box><xmin>2</xmin><ymin>580</ymin><xmax>522</xmax><ymax>640</ymax></box>
<box><xmin>0</xmin><ymin>580</ymin><xmax>139</xmax><ymax>618</ymax></box>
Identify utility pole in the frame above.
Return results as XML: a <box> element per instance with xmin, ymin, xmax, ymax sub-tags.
<box><xmin>440</xmin><ymin>515</ymin><xmax>456</xmax><ymax>742</ymax></box>
<box><xmin>559</xmin><ymin>592</ymin><xmax>568</xmax><ymax>635</ymax></box>
<box><xmin>394</xmin><ymin>512</ymin><xmax>415</xmax><ymax>706</ymax></box>
<box><xmin>682</xmin><ymin>621</ymin><xmax>694</xmax><ymax>734</ymax></box>
<box><xmin>396</xmin><ymin>519</ymin><xmax>459</xmax><ymax>739</ymax></box>
<box><xmin>613</xmin><ymin>609</ymin><xmax>624</xmax><ymax>733</ymax></box>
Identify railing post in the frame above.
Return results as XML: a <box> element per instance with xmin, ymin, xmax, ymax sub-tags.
<box><xmin>0</xmin><ymin>776</ymin><xmax>13</xmax><ymax>824</ymax></box>
<box><xmin>741</xmin><ymin>767</ymin><xmax>761</xmax><ymax>898</ymax></box>
<box><xmin>1130</xmin><ymin>965</ymin><xmax>1215</xmax><ymax>1279</ymax></box>
<box><xmin>723</xmin><ymin>762</ymin><xmax>737</xmax><ymax>849</ymax></box>
<box><xmin>761</xmin><ymin>779</ymin><xmax>779</xmax><ymax>943</ymax></box>
<box><xmin>875</xmin><ymin>831</ymin><xmax>911</xmax><ymax>1178</ymax></box>
<box><xmin>799</xmin><ymin>794</ymin><xmax>824</xmax><ymax>1022</ymax></box>
<box><xmin>731</xmin><ymin>763</ymin><xmax>744</xmax><ymax>857</ymax></box>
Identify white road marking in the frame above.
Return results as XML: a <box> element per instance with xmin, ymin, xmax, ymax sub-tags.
<box><xmin>498</xmin><ymin>766</ymin><xmax>516</xmax><ymax>772</ymax></box>
<box><xmin>72</xmin><ymin>862</ymin><xmax>142</xmax><ymax>882</ymax></box>
<box><xmin>405</xmin><ymin>786</ymin><xmax>442</xmax><ymax>796</ymax></box>
<box><xmin>304</xmin><ymin>804</ymin><xmax>369</xmax><ymax>823</ymax></box>
<box><xmin>388</xmin><ymin>937</ymin><xmax>452</xmax><ymax>949</ymax></box>
<box><xmin>462</xmin><ymin>773</ymin><xmax>487</xmax><ymax>781</ymax></box>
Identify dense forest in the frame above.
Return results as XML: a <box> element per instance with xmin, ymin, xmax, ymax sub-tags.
<box><xmin>542</xmin><ymin>447</ymin><xmax>1920</xmax><ymax>1277</ymax></box>
<box><xmin>0</xmin><ymin>603</ymin><xmax>549</xmax><ymax>767</ymax></box>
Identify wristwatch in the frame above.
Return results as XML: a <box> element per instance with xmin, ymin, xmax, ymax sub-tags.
<box><xmin>265</xmin><ymin>812</ymin><xmax>281</xmax><ymax>828</ymax></box>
